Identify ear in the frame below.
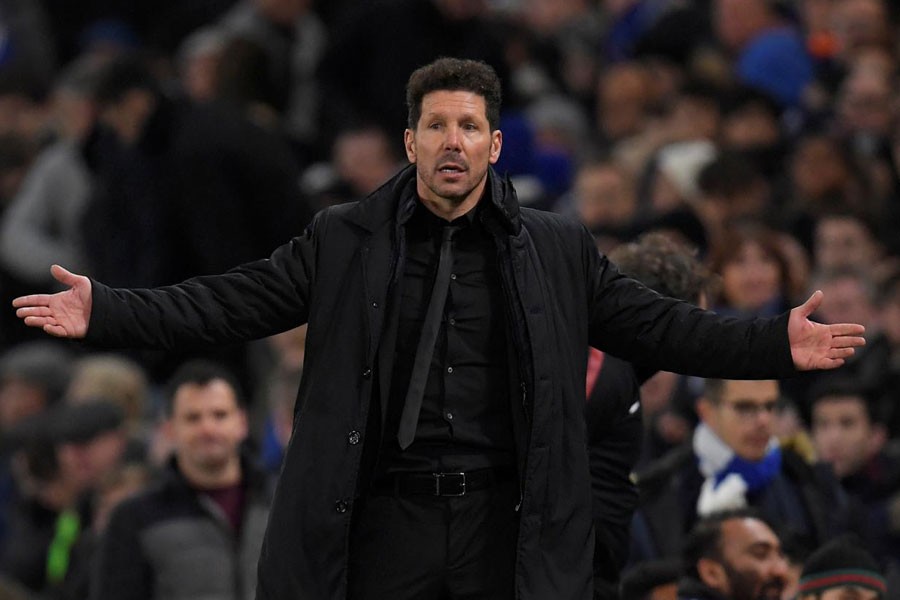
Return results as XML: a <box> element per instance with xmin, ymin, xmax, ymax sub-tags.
<box><xmin>697</xmin><ymin>558</ymin><xmax>728</xmax><ymax>592</ymax></box>
<box><xmin>238</xmin><ymin>409</ymin><xmax>249</xmax><ymax>441</ymax></box>
<box><xmin>404</xmin><ymin>129</ymin><xmax>416</xmax><ymax>163</ymax></box>
<box><xmin>869</xmin><ymin>423</ymin><xmax>888</xmax><ymax>454</ymax></box>
<box><xmin>696</xmin><ymin>397</ymin><xmax>714</xmax><ymax>424</ymax></box>
<box><xmin>489</xmin><ymin>130</ymin><xmax>502</xmax><ymax>164</ymax></box>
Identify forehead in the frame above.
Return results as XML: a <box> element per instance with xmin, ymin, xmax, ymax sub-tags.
<box><xmin>814</xmin><ymin>395</ymin><xmax>868</xmax><ymax>417</ymax></box>
<box><xmin>419</xmin><ymin>90</ymin><xmax>488</xmax><ymax>118</ymax></box>
<box><xmin>720</xmin><ymin>379</ymin><xmax>779</xmax><ymax>403</ymax></box>
<box><xmin>722</xmin><ymin>517</ymin><xmax>780</xmax><ymax>551</ymax></box>
<box><xmin>172</xmin><ymin>379</ymin><xmax>238</xmax><ymax>412</ymax></box>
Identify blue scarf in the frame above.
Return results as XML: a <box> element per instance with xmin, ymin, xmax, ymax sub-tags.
<box><xmin>694</xmin><ymin>423</ymin><xmax>782</xmax><ymax>493</ymax></box>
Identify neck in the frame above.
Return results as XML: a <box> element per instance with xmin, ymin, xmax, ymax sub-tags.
<box><xmin>177</xmin><ymin>456</ymin><xmax>242</xmax><ymax>490</ymax></box>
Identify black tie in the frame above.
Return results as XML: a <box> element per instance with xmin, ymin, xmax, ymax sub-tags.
<box><xmin>398</xmin><ymin>224</ymin><xmax>456</xmax><ymax>449</ymax></box>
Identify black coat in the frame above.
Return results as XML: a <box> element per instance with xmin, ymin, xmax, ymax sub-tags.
<box><xmin>85</xmin><ymin>165</ymin><xmax>797</xmax><ymax>599</ymax></box>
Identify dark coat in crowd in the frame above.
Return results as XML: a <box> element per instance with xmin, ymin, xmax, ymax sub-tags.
<box><xmin>91</xmin><ymin>458</ymin><xmax>272</xmax><ymax>600</ymax></box>
<box><xmin>83</xmin><ymin>165</ymin><xmax>796</xmax><ymax>599</ymax></box>
<box><xmin>630</xmin><ymin>443</ymin><xmax>848</xmax><ymax>563</ymax></box>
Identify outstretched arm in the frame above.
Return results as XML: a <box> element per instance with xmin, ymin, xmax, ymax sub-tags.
<box><xmin>789</xmin><ymin>290</ymin><xmax>866</xmax><ymax>370</ymax></box>
<box><xmin>12</xmin><ymin>264</ymin><xmax>92</xmax><ymax>338</ymax></box>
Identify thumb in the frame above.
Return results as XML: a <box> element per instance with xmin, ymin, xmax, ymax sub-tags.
<box><xmin>796</xmin><ymin>290</ymin><xmax>823</xmax><ymax>319</ymax></box>
<box><xmin>50</xmin><ymin>264</ymin><xmax>81</xmax><ymax>287</ymax></box>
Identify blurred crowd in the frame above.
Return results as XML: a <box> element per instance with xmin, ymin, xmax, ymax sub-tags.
<box><xmin>2</xmin><ymin>0</ymin><xmax>900</xmax><ymax>598</ymax></box>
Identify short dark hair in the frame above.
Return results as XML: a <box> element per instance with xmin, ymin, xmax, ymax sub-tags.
<box><xmin>94</xmin><ymin>54</ymin><xmax>159</xmax><ymax>108</ymax></box>
<box><xmin>809</xmin><ymin>376</ymin><xmax>888</xmax><ymax>426</ymax></box>
<box><xmin>682</xmin><ymin>508</ymin><xmax>767</xmax><ymax>579</ymax></box>
<box><xmin>163</xmin><ymin>359</ymin><xmax>243</xmax><ymax>417</ymax></box>
<box><xmin>405</xmin><ymin>57</ymin><xmax>502</xmax><ymax>131</ymax></box>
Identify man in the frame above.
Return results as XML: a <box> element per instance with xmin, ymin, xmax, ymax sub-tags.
<box><xmin>587</xmin><ymin>232</ymin><xmax>713</xmax><ymax>596</ymax></box>
<box><xmin>797</xmin><ymin>536</ymin><xmax>886</xmax><ymax>600</ymax></box>
<box><xmin>13</xmin><ymin>58</ymin><xmax>865</xmax><ymax>599</ymax></box>
<box><xmin>631</xmin><ymin>379</ymin><xmax>847</xmax><ymax>563</ymax></box>
<box><xmin>678</xmin><ymin>509</ymin><xmax>789</xmax><ymax>600</ymax></box>
<box><xmin>90</xmin><ymin>360</ymin><xmax>270</xmax><ymax>600</ymax></box>
<box><xmin>810</xmin><ymin>378</ymin><xmax>900</xmax><ymax>563</ymax></box>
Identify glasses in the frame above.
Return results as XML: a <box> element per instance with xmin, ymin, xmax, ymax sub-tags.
<box><xmin>722</xmin><ymin>399</ymin><xmax>779</xmax><ymax>420</ymax></box>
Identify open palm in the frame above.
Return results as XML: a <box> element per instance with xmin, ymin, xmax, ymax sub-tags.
<box><xmin>12</xmin><ymin>265</ymin><xmax>93</xmax><ymax>338</ymax></box>
<box><xmin>788</xmin><ymin>290</ymin><xmax>866</xmax><ymax>371</ymax></box>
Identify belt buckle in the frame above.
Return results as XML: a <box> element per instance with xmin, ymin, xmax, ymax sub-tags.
<box><xmin>433</xmin><ymin>472</ymin><xmax>466</xmax><ymax>496</ymax></box>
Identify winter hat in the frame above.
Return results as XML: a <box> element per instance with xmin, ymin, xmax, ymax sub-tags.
<box><xmin>798</xmin><ymin>537</ymin><xmax>886</xmax><ymax>597</ymax></box>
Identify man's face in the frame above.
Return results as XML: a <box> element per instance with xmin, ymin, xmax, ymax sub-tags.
<box><xmin>818</xmin><ymin>585</ymin><xmax>883</xmax><ymax>600</ymax></box>
<box><xmin>167</xmin><ymin>380</ymin><xmax>247</xmax><ymax>475</ymax></box>
<box><xmin>405</xmin><ymin>90</ymin><xmax>501</xmax><ymax>213</ymax></box>
<box><xmin>703</xmin><ymin>380</ymin><xmax>779</xmax><ymax>461</ymax></box>
<box><xmin>713</xmin><ymin>518</ymin><xmax>788</xmax><ymax>600</ymax></box>
<box><xmin>813</xmin><ymin>396</ymin><xmax>880</xmax><ymax>478</ymax></box>
<box><xmin>814</xmin><ymin>217</ymin><xmax>878</xmax><ymax>272</ymax></box>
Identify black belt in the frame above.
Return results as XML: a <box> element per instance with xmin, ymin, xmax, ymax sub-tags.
<box><xmin>371</xmin><ymin>467</ymin><xmax>516</xmax><ymax>497</ymax></box>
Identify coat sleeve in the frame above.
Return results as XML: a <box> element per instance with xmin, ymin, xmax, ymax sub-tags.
<box><xmin>582</xmin><ymin>228</ymin><xmax>797</xmax><ymax>380</ymax></box>
<box><xmin>84</xmin><ymin>212</ymin><xmax>322</xmax><ymax>351</ymax></box>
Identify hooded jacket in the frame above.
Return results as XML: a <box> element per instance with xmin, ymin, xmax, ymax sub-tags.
<box><xmin>86</xmin><ymin>165</ymin><xmax>796</xmax><ymax>599</ymax></box>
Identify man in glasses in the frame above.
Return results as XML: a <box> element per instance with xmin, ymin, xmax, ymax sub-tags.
<box><xmin>630</xmin><ymin>379</ymin><xmax>847</xmax><ymax>567</ymax></box>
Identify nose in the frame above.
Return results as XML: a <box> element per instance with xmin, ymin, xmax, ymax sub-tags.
<box><xmin>769</xmin><ymin>554</ymin><xmax>790</xmax><ymax>582</ymax></box>
<box><xmin>444</xmin><ymin>125</ymin><xmax>462</xmax><ymax>151</ymax></box>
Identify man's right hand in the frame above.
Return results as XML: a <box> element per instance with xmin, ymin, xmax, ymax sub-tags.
<box><xmin>12</xmin><ymin>264</ymin><xmax>93</xmax><ymax>338</ymax></box>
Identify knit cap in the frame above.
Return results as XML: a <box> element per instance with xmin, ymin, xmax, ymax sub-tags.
<box><xmin>798</xmin><ymin>537</ymin><xmax>886</xmax><ymax>597</ymax></box>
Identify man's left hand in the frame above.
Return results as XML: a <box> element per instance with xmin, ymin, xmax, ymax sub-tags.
<box><xmin>788</xmin><ymin>290</ymin><xmax>866</xmax><ymax>371</ymax></box>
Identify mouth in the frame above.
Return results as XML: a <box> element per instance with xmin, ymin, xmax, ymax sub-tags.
<box><xmin>437</xmin><ymin>162</ymin><xmax>467</xmax><ymax>175</ymax></box>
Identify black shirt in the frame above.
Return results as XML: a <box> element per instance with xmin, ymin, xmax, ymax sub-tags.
<box><xmin>381</xmin><ymin>198</ymin><xmax>514</xmax><ymax>474</ymax></box>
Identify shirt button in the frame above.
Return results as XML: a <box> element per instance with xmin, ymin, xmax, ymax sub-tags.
<box><xmin>445</xmin><ymin>411</ymin><xmax>454</xmax><ymax>421</ymax></box>
<box><xmin>447</xmin><ymin>366</ymin><xmax>453</xmax><ymax>374</ymax></box>
<box><xmin>371</xmin><ymin>301</ymin><xmax>378</xmax><ymax>308</ymax></box>
<box><xmin>449</xmin><ymin>318</ymin><xmax>456</xmax><ymax>326</ymax></box>
<box><xmin>362</xmin><ymin>368</ymin><xmax>372</xmax><ymax>379</ymax></box>
<box><xmin>334</xmin><ymin>500</ymin><xmax>349</xmax><ymax>514</ymax></box>
<box><xmin>348</xmin><ymin>430</ymin><xmax>361</xmax><ymax>445</ymax></box>
<box><xmin>450</xmin><ymin>273</ymin><xmax>457</xmax><ymax>280</ymax></box>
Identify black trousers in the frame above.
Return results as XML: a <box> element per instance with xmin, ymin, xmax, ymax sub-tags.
<box><xmin>347</xmin><ymin>479</ymin><xmax>520</xmax><ymax>599</ymax></box>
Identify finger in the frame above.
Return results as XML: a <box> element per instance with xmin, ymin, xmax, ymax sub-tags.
<box><xmin>50</xmin><ymin>264</ymin><xmax>81</xmax><ymax>287</ymax></box>
<box><xmin>797</xmin><ymin>290</ymin><xmax>823</xmax><ymax>318</ymax></box>
<box><xmin>830</xmin><ymin>336</ymin><xmax>866</xmax><ymax>349</ymax></box>
<box><xmin>827</xmin><ymin>347</ymin><xmax>855</xmax><ymax>360</ymax></box>
<box><xmin>11</xmin><ymin>294</ymin><xmax>53</xmax><ymax>308</ymax></box>
<box><xmin>23</xmin><ymin>316</ymin><xmax>57</xmax><ymax>328</ymax></box>
<box><xmin>43</xmin><ymin>324</ymin><xmax>69</xmax><ymax>337</ymax></box>
<box><xmin>828</xmin><ymin>323</ymin><xmax>866</xmax><ymax>337</ymax></box>
<box><xmin>818</xmin><ymin>358</ymin><xmax>845</xmax><ymax>370</ymax></box>
<box><xmin>15</xmin><ymin>306</ymin><xmax>54</xmax><ymax>318</ymax></box>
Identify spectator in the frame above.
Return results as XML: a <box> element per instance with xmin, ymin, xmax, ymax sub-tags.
<box><xmin>218</xmin><ymin>0</ymin><xmax>327</xmax><ymax>154</ymax></box>
<box><xmin>620</xmin><ymin>558</ymin><xmax>682</xmax><ymax>600</ymax></box>
<box><xmin>91</xmin><ymin>360</ymin><xmax>272</xmax><ymax>600</ymax></box>
<box><xmin>713</xmin><ymin>0</ymin><xmax>814</xmax><ymax>109</ymax></box>
<box><xmin>797</xmin><ymin>535</ymin><xmax>886</xmax><ymax>600</ymax></box>
<box><xmin>0</xmin><ymin>400</ymin><xmax>126</xmax><ymax>595</ymax></box>
<box><xmin>631</xmin><ymin>379</ymin><xmax>847</xmax><ymax>563</ymax></box>
<box><xmin>809</xmin><ymin>379</ymin><xmax>900</xmax><ymax>565</ymax></box>
<box><xmin>677</xmin><ymin>509</ymin><xmax>789</xmax><ymax>600</ymax></box>
<box><xmin>558</xmin><ymin>158</ymin><xmax>638</xmax><ymax>250</ymax></box>
<box><xmin>709</xmin><ymin>223</ymin><xmax>793</xmax><ymax>318</ymax></box>
<box><xmin>812</xmin><ymin>211</ymin><xmax>887</xmax><ymax>280</ymax></box>
<box><xmin>694</xmin><ymin>153</ymin><xmax>770</xmax><ymax>246</ymax></box>
<box><xmin>0</xmin><ymin>56</ymin><xmax>102</xmax><ymax>288</ymax></box>
<box><xmin>587</xmin><ymin>232</ymin><xmax>714</xmax><ymax>592</ymax></box>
